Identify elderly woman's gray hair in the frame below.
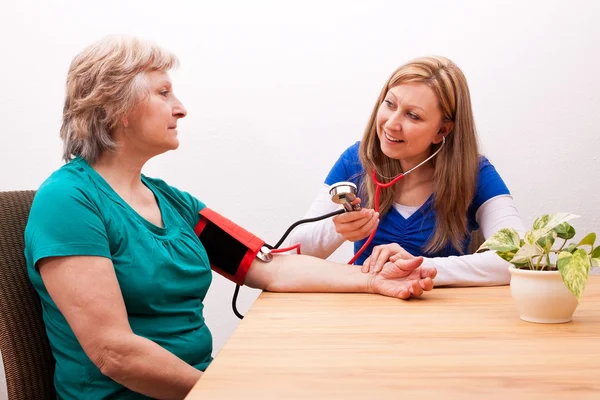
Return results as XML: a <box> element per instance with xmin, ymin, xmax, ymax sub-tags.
<box><xmin>60</xmin><ymin>36</ymin><xmax>178</xmax><ymax>164</ymax></box>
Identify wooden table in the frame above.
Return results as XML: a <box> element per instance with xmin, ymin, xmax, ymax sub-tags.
<box><xmin>186</xmin><ymin>277</ymin><xmax>600</xmax><ymax>399</ymax></box>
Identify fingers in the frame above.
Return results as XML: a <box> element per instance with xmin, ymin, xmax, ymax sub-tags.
<box><xmin>361</xmin><ymin>243</ymin><xmax>391</xmax><ymax>273</ymax></box>
<box><xmin>376</xmin><ymin>274</ymin><xmax>435</xmax><ymax>300</ymax></box>
<box><xmin>419</xmin><ymin>277</ymin><xmax>434</xmax><ymax>291</ymax></box>
<box><xmin>397</xmin><ymin>287</ymin><xmax>411</xmax><ymax>300</ymax></box>
<box><xmin>420</xmin><ymin>266</ymin><xmax>437</xmax><ymax>280</ymax></box>
<box><xmin>333</xmin><ymin>209</ymin><xmax>379</xmax><ymax>242</ymax></box>
<box><xmin>389</xmin><ymin>248</ymin><xmax>413</xmax><ymax>262</ymax></box>
<box><xmin>361</xmin><ymin>257</ymin><xmax>371</xmax><ymax>273</ymax></box>
<box><xmin>357</xmin><ymin>215</ymin><xmax>379</xmax><ymax>241</ymax></box>
<box><xmin>369</xmin><ymin>246</ymin><xmax>389</xmax><ymax>274</ymax></box>
<box><xmin>394</xmin><ymin>256</ymin><xmax>423</xmax><ymax>273</ymax></box>
<box><xmin>332</xmin><ymin>208</ymin><xmax>373</xmax><ymax>224</ymax></box>
<box><xmin>410</xmin><ymin>279</ymin><xmax>423</xmax><ymax>297</ymax></box>
<box><xmin>363</xmin><ymin>244</ymin><xmax>404</xmax><ymax>274</ymax></box>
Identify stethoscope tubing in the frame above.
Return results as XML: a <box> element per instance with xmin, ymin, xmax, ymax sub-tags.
<box><xmin>348</xmin><ymin>137</ymin><xmax>446</xmax><ymax>264</ymax></box>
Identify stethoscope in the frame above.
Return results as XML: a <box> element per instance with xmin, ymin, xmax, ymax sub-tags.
<box><xmin>330</xmin><ymin>135</ymin><xmax>446</xmax><ymax>264</ymax></box>
<box><xmin>233</xmin><ymin>136</ymin><xmax>446</xmax><ymax>319</ymax></box>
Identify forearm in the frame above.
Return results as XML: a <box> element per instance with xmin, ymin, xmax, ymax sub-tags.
<box><xmin>96</xmin><ymin>333</ymin><xmax>202</xmax><ymax>399</ymax></box>
<box><xmin>245</xmin><ymin>254</ymin><xmax>372</xmax><ymax>293</ymax></box>
<box><xmin>424</xmin><ymin>251</ymin><xmax>510</xmax><ymax>287</ymax></box>
<box><xmin>421</xmin><ymin>194</ymin><xmax>524</xmax><ymax>287</ymax></box>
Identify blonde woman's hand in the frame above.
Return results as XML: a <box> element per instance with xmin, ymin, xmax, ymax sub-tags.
<box><xmin>362</xmin><ymin>243</ymin><xmax>414</xmax><ymax>274</ymax></box>
<box><xmin>331</xmin><ymin>197</ymin><xmax>379</xmax><ymax>242</ymax></box>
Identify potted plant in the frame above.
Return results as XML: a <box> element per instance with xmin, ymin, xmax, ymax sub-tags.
<box><xmin>478</xmin><ymin>213</ymin><xmax>599</xmax><ymax>324</ymax></box>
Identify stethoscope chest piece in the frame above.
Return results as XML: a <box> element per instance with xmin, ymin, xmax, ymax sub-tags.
<box><xmin>329</xmin><ymin>181</ymin><xmax>361</xmax><ymax>212</ymax></box>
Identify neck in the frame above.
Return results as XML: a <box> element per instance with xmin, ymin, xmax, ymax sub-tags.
<box><xmin>398</xmin><ymin>162</ymin><xmax>434</xmax><ymax>188</ymax></box>
<box><xmin>398</xmin><ymin>149</ymin><xmax>435</xmax><ymax>180</ymax></box>
<box><xmin>393</xmin><ymin>155</ymin><xmax>435</xmax><ymax>204</ymax></box>
<box><xmin>92</xmin><ymin>149</ymin><xmax>148</xmax><ymax>194</ymax></box>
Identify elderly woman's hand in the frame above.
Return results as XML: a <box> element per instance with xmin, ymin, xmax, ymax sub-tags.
<box><xmin>362</xmin><ymin>243</ymin><xmax>414</xmax><ymax>274</ymax></box>
<box><xmin>367</xmin><ymin>256</ymin><xmax>436</xmax><ymax>299</ymax></box>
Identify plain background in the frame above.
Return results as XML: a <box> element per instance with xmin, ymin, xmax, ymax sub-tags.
<box><xmin>1</xmin><ymin>1</ymin><xmax>599</xmax><ymax>391</ymax></box>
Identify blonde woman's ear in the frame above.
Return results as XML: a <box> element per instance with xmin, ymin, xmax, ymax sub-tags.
<box><xmin>440</xmin><ymin>120</ymin><xmax>454</xmax><ymax>136</ymax></box>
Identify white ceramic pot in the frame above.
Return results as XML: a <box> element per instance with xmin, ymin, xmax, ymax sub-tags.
<box><xmin>508</xmin><ymin>266</ymin><xmax>579</xmax><ymax>323</ymax></box>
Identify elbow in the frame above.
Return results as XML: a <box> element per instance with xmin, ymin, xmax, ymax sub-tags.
<box><xmin>93</xmin><ymin>346</ymin><xmax>126</xmax><ymax>379</ymax></box>
<box><xmin>88</xmin><ymin>338</ymin><xmax>134</xmax><ymax>380</ymax></box>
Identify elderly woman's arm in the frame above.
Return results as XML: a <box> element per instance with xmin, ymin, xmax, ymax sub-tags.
<box><xmin>244</xmin><ymin>253</ymin><xmax>437</xmax><ymax>299</ymax></box>
<box><xmin>38</xmin><ymin>256</ymin><xmax>201</xmax><ymax>400</ymax></box>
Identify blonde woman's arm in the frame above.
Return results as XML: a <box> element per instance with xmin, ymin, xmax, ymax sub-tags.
<box><xmin>364</xmin><ymin>195</ymin><xmax>526</xmax><ymax>287</ymax></box>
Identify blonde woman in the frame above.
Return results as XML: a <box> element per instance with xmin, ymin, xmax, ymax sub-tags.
<box><xmin>24</xmin><ymin>37</ymin><xmax>437</xmax><ymax>399</ymax></box>
<box><xmin>289</xmin><ymin>56</ymin><xmax>525</xmax><ymax>286</ymax></box>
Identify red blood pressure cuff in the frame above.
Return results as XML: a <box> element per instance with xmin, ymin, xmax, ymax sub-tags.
<box><xmin>194</xmin><ymin>208</ymin><xmax>266</xmax><ymax>285</ymax></box>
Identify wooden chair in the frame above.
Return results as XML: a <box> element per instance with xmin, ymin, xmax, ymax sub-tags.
<box><xmin>468</xmin><ymin>229</ymin><xmax>485</xmax><ymax>254</ymax></box>
<box><xmin>0</xmin><ymin>190</ymin><xmax>55</xmax><ymax>399</ymax></box>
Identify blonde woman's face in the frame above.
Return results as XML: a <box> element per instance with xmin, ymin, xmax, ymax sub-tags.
<box><xmin>125</xmin><ymin>70</ymin><xmax>187</xmax><ymax>156</ymax></box>
<box><xmin>376</xmin><ymin>82</ymin><xmax>447</xmax><ymax>164</ymax></box>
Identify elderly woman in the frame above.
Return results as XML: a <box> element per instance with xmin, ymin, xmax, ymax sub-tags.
<box><xmin>24</xmin><ymin>36</ymin><xmax>437</xmax><ymax>399</ymax></box>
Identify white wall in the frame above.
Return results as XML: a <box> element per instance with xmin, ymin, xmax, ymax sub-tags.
<box><xmin>1</xmin><ymin>0</ymin><xmax>599</xmax><ymax>359</ymax></box>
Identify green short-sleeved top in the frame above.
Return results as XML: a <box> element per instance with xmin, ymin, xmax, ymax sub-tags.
<box><xmin>24</xmin><ymin>157</ymin><xmax>214</xmax><ymax>399</ymax></box>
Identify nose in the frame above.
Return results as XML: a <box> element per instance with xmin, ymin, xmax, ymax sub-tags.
<box><xmin>385</xmin><ymin>110</ymin><xmax>403</xmax><ymax>131</ymax></box>
<box><xmin>173</xmin><ymin>97</ymin><xmax>187</xmax><ymax>119</ymax></box>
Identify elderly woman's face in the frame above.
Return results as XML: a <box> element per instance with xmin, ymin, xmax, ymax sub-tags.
<box><xmin>123</xmin><ymin>70</ymin><xmax>187</xmax><ymax>156</ymax></box>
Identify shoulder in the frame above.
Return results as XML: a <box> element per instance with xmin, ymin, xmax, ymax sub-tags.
<box><xmin>476</xmin><ymin>155</ymin><xmax>507</xmax><ymax>187</ymax></box>
<box><xmin>31</xmin><ymin>159</ymin><xmax>102</xmax><ymax>214</ymax></box>
<box><xmin>25</xmin><ymin>160</ymin><xmax>110</xmax><ymax>260</ymax></box>
<box><xmin>340</xmin><ymin>141</ymin><xmax>361</xmax><ymax>160</ymax></box>
<box><xmin>478</xmin><ymin>155</ymin><xmax>496</xmax><ymax>172</ymax></box>
<box><xmin>471</xmin><ymin>155</ymin><xmax>511</xmax><ymax>211</ymax></box>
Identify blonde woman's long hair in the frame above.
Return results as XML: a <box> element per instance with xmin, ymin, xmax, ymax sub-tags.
<box><xmin>358</xmin><ymin>56</ymin><xmax>480</xmax><ymax>254</ymax></box>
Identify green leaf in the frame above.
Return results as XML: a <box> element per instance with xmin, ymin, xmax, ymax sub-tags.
<box><xmin>526</xmin><ymin>213</ymin><xmax>580</xmax><ymax>245</ymax></box>
<box><xmin>532</xmin><ymin>213</ymin><xmax>579</xmax><ymax>231</ymax></box>
<box><xmin>496</xmin><ymin>250</ymin><xmax>530</xmax><ymax>265</ymax></box>
<box><xmin>478</xmin><ymin>228</ymin><xmax>521</xmax><ymax>252</ymax></box>
<box><xmin>536</xmin><ymin>231</ymin><xmax>557</xmax><ymax>253</ymax></box>
<box><xmin>511</xmin><ymin>243</ymin><xmax>544</xmax><ymax>265</ymax></box>
<box><xmin>496</xmin><ymin>250</ymin><xmax>516</xmax><ymax>262</ymax></box>
<box><xmin>576</xmin><ymin>233</ymin><xmax>596</xmax><ymax>248</ymax></box>
<box><xmin>557</xmin><ymin>249</ymin><xmax>591</xmax><ymax>300</ymax></box>
<box><xmin>554</xmin><ymin>222</ymin><xmax>576</xmax><ymax>240</ymax></box>
<box><xmin>593</xmin><ymin>246</ymin><xmax>600</xmax><ymax>259</ymax></box>
<box><xmin>565</xmin><ymin>243</ymin><xmax>578</xmax><ymax>253</ymax></box>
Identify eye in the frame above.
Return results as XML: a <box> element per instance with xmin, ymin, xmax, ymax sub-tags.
<box><xmin>159</xmin><ymin>90</ymin><xmax>170</xmax><ymax>97</ymax></box>
<box><xmin>407</xmin><ymin>112</ymin><xmax>420</xmax><ymax>120</ymax></box>
<box><xmin>384</xmin><ymin>99</ymin><xmax>393</xmax><ymax>107</ymax></box>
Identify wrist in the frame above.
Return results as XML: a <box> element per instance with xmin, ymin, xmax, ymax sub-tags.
<box><xmin>365</xmin><ymin>273</ymin><xmax>376</xmax><ymax>294</ymax></box>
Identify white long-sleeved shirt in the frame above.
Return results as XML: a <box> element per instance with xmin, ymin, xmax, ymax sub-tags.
<box><xmin>287</xmin><ymin>185</ymin><xmax>526</xmax><ymax>287</ymax></box>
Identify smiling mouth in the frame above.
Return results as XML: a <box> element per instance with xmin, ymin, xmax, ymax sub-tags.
<box><xmin>384</xmin><ymin>131</ymin><xmax>404</xmax><ymax>143</ymax></box>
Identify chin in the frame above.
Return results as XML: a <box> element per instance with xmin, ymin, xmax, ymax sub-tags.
<box><xmin>167</xmin><ymin>138</ymin><xmax>180</xmax><ymax>150</ymax></box>
<box><xmin>379</xmin><ymin>141</ymin><xmax>404</xmax><ymax>160</ymax></box>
